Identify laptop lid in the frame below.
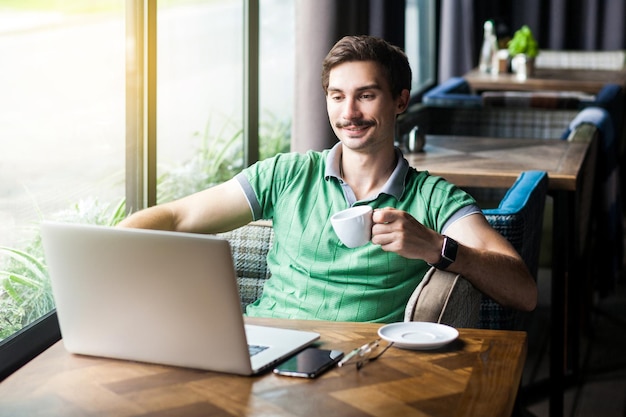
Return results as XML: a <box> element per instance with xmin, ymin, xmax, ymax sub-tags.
<box><xmin>41</xmin><ymin>221</ymin><xmax>319</xmax><ymax>375</ymax></box>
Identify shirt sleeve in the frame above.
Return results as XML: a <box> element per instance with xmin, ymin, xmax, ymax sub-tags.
<box><xmin>441</xmin><ymin>203</ymin><xmax>483</xmax><ymax>233</ymax></box>
<box><xmin>234</xmin><ymin>172</ymin><xmax>262</xmax><ymax>220</ymax></box>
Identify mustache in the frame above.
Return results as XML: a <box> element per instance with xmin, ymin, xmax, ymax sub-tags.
<box><xmin>335</xmin><ymin>119</ymin><xmax>375</xmax><ymax>129</ymax></box>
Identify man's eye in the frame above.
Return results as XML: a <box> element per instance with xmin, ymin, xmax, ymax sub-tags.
<box><xmin>360</xmin><ymin>94</ymin><xmax>374</xmax><ymax>100</ymax></box>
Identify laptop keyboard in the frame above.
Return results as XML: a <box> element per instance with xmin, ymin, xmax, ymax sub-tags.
<box><xmin>248</xmin><ymin>344</ymin><xmax>269</xmax><ymax>357</ymax></box>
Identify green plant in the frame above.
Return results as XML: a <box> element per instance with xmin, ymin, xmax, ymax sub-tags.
<box><xmin>157</xmin><ymin>113</ymin><xmax>291</xmax><ymax>203</ymax></box>
<box><xmin>0</xmin><ymin>198</ymin><xmax>126</xmax><ymax>340</ymax></box>
<box><xmin>157</xmin><ymin>117</ymin><xmax>244</xmax><ymax>203</ymax></box>
<box><xmin>0</xmin><ymin>246</ymin><xmax>52</xmax><ymax>338</ymax></box>
<box><xmin>507</xmin><ymin>25</ymin><xmax>539</xmax><ymax>58</ymax></box>
<box><xmin>259</xmin><ymin>111</ymin><xmax>291</xmax><ymax>160</ymax></box>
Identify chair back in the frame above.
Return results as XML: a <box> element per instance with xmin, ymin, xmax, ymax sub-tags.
<box><xmin>421</xmin><ymin>77</ymin><xmax>622</xmax><ymax>139</ymax></box>
<box><xmin>565</xmin><ymin>108</ymin><xmax>624</xmax><ymax>295</ymax></box>
<box><xmin>405</xmin><ymin>171</ymin><xmax>549</xmax><ymax>330</ymax></box>
<box><xmin>402</xmin><ymin>105</ymin><xmax>578</xmax><ymax>140</ymax></box>
<box><xmin>216</xmin><ymin>221</ymin><xmax>273</xmax><ymax>311</ymax></box>
<box><xmin>481</xmin><ymin>170</ymin><xmax>549</xmax><ymax>329</ymax></box>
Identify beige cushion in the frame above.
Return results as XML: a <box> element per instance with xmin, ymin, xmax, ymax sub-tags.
<box><xmin>404</xmin><ymin>267</ymin><xmax>481</xmax><ymax>328</ymax></box>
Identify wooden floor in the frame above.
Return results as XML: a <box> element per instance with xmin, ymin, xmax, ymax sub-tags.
<box><xmin>518</xmin><ymin>267</ymin><xmax>626</xmax><ymax>417</ymax></box>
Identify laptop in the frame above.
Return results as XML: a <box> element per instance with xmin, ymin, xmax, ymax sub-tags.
<box><xmin>40</xmin><ymin>221</ymin><xmax>319</xmax><ymax>375</ymax></box>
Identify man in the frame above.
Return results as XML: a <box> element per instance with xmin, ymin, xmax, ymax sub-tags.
<box><xmin>119</xmin><ymin>35</ymin><xmax>537</xmax><ymax>322</ymax></box>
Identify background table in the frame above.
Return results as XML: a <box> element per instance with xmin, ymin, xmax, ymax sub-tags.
<box><xmin>0</xmin><ymin>317</ymin><xmax>527</xmax><ymax>417</ymax></box>
<box><xmin>464</xmin><ymin>67</ymin><xmax>626</xmax><ymax>94</ymax></box>
<box><xmin>406</xmin><ymin>134</ymin><xmax>597</xmax><ymax>417</ymax></box>
<box><xmin>406</xmin><ymin>135</ymin><xmax>593</xmax><ymax>190</ymax></box>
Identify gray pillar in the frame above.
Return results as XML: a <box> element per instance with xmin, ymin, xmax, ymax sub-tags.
<box><xmin>293</xmin><ymin>0</ymin><xmax>370</xmax><ymax>152</ymax></box>
<box><xmin>293</xmin><ymin>0</ymin><xmax>337</xmax><ymax>152</ymax></box>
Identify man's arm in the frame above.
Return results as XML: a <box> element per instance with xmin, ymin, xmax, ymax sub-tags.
<box><xmin>118</xmin><ymin>178</ymin><xmax>254</xmax><ymax>234</ymax></box>
<box><xmin>371</xmin><ymin>208</ymin><xmax>537</xmax><ymax>312</ymax></box>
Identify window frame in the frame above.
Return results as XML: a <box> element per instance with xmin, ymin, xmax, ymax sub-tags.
<box><xmin>406</xmin><ymin>0</ymin><xmax>440</xmax><ymax>105</ymax></box>
<box><xmin>0</xmin><ymin>312</ymin><xmax>60</xmax><ymax>381</ymax></box>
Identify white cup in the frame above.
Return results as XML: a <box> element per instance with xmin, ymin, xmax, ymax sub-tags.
<box><xmin>330</xmin><ymin>205</ymin><xmax>373</xmax><ymax>248</ymax></box>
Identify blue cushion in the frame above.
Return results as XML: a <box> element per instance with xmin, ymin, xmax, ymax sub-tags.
<box><xmin>423</xmin><ymin>77</ymin><xmax>482</xmax><ymax>108</ymax></box>
<box><xmin>483</xmin><ymin>171</ymin><xmax>548</xmax><ymax>216</ymax></box>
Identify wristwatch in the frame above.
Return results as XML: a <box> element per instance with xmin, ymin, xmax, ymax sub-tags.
<box><xmin>428</xmin><ymin>235</ymin><xmax>458</xmax><ymax>270</ymax></box>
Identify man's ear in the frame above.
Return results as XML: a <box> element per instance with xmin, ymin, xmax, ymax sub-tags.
<box><xmin>396</xmin><ymin>89</ymin><xmax>410</xmax><ymax>114</ymax></box>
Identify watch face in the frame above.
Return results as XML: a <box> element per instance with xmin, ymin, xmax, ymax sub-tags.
<box><xmin>442</xmin><ymin>236</ymin><xmax>458</xmax><ymax>262</ymax></box>
<box><xmin>428</xmin><ymin>236</ymin><xmax>458</xmax><ymax>270</ymax></box>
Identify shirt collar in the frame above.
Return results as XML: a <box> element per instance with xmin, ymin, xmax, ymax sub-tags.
<box><xmin>324</xmin><ymin>143</ymin><xmax>409</xmax><ymax>201</ymax></box>
<box><xmin>324</xmin><ymin>143</ymin><xmax>343</xmax><ymax>180</ymax></box>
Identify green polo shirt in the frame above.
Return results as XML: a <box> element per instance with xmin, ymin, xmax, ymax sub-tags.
<box><xmin>235</xmin><ymin>144</ymin><xmax>476</xmax><ymax>323</ymax></box>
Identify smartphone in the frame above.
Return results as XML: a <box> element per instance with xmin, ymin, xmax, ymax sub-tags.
<box><xmin>273</xmin><ymin>347</ymin><xmax>344</xmax><ymax>378</ymax></box>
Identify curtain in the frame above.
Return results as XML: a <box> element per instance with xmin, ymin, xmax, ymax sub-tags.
<box><xmin>439</xmin><ymin>0</ymin><xmax>626</xmax><ymax>81</ymax></box>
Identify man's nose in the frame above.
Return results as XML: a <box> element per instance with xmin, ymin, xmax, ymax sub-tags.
<box><xmin>341</xmin><ymin>98</ymin><xmax>362</xmax><ymax>120</ymax></box>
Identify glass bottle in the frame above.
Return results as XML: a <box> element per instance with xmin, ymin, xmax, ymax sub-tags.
<box><xmin>479</xmin><ymin>20</ymin><xmax>498</xmax><ymax>73</ymax></box>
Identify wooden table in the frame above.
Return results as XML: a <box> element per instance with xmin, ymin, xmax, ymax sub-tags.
<box><xmin>0</xmin><ymin>317</ymin><xmax>527</xmax><ymax>417</ymax></box>
<box><xmin>464</xmin><ymin>67</ymin><xmax>626</xmax><ymax>94</ymax></box>
<box><xmin>405</xmin><ymin>135</ymin><xmax>593</xmax><ymax>190</ymax></box>
<box><xmin>406</xmin><ymin>135</ymin><xmax>597</xmax><ymax>417</ymax></box>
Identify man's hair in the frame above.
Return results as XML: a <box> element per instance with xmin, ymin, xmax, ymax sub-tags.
<box><xmin>321</xmin><ymin>35</ymin><xmax>412</xmax><ymax>99</ymax></box>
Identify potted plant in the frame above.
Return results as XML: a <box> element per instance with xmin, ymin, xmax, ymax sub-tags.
<box><xmin>507</xmin><ymin>25</ymin><xmax>539</xmax><ymax>78</ymax></box>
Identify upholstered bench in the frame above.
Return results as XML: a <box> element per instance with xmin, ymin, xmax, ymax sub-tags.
<box><xmin>423</xmin><ymin>76</ymin><xmax>622</xmax><ymax>115</ymax></box>
<box><xmin>535</xmin><ymin>49</ymin><xmax>626</xmax><ymax>70</ymax></box>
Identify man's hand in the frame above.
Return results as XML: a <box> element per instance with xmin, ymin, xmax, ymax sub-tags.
<box><xmin>371</xmin><ymin>207</ymin><xmax>442</xmax><ymax>264</ymax></box>
<box><xmin>371</xmin><ymin>207</ymin><xmax>537</xmax><ymax>312</ymax></box>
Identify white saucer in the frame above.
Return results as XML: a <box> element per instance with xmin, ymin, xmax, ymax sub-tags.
<box><xmin>378</xmin><ymin>322</ymin><xmax>459</xmax><ymax>350</ymax></box>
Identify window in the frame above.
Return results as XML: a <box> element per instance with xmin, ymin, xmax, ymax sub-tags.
<box><xmin>156</xmin><ymin>0</ymin><xmax>244</xmax><ymax>203</ymax></box>
<box><xmin>0</xmin><ymin>0</ymin><xmax>295</xmax><ymax>379</ymax></box>
<box><xmin>258</xmin><ymin>0</ymin><xmax>293</xmax><ymax>159</ymax></box>
<box><xmin>155</xmin><ymin>0</ymin><xmax>293</xmax><ymax>204</ymax></box>
<box><xmin>0</xmin><ymin>0</ymin><xmax>126</xmax><ymax>378</ymax></box>
<box><xmin>0</xmin><ymin>0</ymin><xmax>433</xmax><ymax>380</ymax></box>
<box><xmin>405</xmin><ymin>0</ymin><xmax>438</xmax><ymax>100</ymax></box>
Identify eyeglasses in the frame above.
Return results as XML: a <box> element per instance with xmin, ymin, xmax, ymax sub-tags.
<box><xmin>337</xmin><ymin>338</ymin><xmax>393</xmax><ymax>370</ymax></box>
